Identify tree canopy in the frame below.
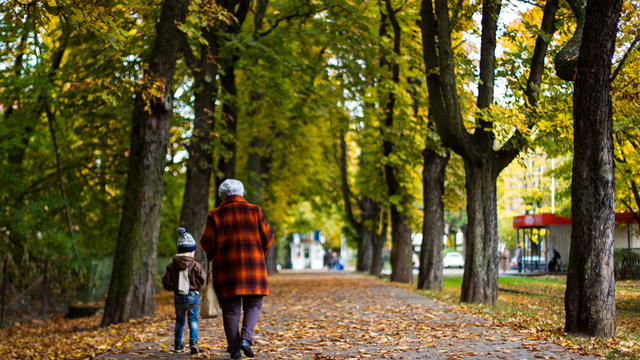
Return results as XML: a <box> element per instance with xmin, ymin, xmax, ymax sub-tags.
<box><xmin>0</xmin><ymin>0</ymin><xmax>637</xmax><ymax>332</ymax></box>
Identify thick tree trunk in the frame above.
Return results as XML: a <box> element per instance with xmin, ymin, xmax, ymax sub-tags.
<box><xmin>211</xmin><ymin>1</ymin><xmax>250</xmax><ymax>205</ymax></box>
<box><xmin>102</xmin><ymin>0</ymin><xmax>189</xmax><ymax>326</ymax></box>
<box><xmin>417</xmin><ymin>149</ymin><xmax>449</xmax><ymax>290</ymax></box>
<box><xmin>179</xmin><ymin>65</ymin><xmax>217</xmax><ymax>266</ymax></box>
<box><xmin>215</xmin><ymin>66</ymin><xmax>239</xmax><ymax>205</ymax></box>
<box><xmin>338</xmin><ymin>132</ymin><xmax>369</xmax><ymax>271</ymax></box>
<box><xmin>370</xmin><ymin>208</ymin><xmax>388</xmax><ymax>277</ymax></box>
<box><xmin>266</xmin><ymin>242</ymin><xmax>278</xmax><ymax>274</ymax></box>
<box><xmin>564</xmin><ymin>0</ymin><xmax>621</xmax><ymax>339</ymax></box>
<box><xmin>389</xmin><ymin>208</ymin><xmax>413</xmax><ymax>283</ymax></box>
<box><xmin>357</xmin><ymin>227</ymin><xmax>373</xmax><ymax>272</ymax></box>
<box><xmin>247</xmin><ymin>137</ymin><xmax>262</xmax><ymax>204</ymax></box>
<box><xmin>380</xmin><ymin>0</ymin><xmax>412</xmax><ymax>283</ymax></box>
<box><xmin>421</xmin><ymin>0</ymin><xmax>557</xmax><ymax>304</ymax></box>
<box><xmin>460</xmin><ymin>160</ymin><xmax>499</xmax><ymax>304</ymax></box>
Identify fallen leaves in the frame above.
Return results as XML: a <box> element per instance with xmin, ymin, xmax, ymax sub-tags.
<box><xmin>0</xmin><ymin>291</ymin><xmax>177</xmax><ymax>359</ymax></box>
<box><xmin>2</xmin><ymin>272</ymin><xmax>636</xmax><ymax>359</ymax></box>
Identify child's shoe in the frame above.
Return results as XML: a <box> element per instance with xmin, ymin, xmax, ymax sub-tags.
<box><xmin>190</xmin><ymin>340</ymin><xmax>199</xmax><ymax>355</ymax></box>
<box><xmin>174</xmin><ymin>342</ymin><xmax>185</xmax><ymax>352</ymax></box>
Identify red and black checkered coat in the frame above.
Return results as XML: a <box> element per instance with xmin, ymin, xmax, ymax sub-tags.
<box><xmin>200</xmin><ymin>195</ymin><xmax>274</xmax><ymax>298</ymax></box>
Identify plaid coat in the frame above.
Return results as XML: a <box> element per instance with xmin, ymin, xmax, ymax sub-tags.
<box><xmin>200</xmin><ymin>195</ymin><xmax>274</xmax><ymax>298</ymax></box>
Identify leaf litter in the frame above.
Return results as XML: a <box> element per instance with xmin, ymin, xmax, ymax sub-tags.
<box><xmin>0</xmin><ymin>272</ymin><xmax>631</xmax><ymax>359</ymax></box>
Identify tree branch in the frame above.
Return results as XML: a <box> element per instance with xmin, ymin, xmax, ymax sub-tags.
<box><xmin>431</xmin><ymin>0</ymin><xmax>476</xmax><ymax>159</ymax></box>
<box><xmin>178</xmin><ymin>30</ymin><xmax>198</xmax><ymax>70</ymax></box>
<box><xmin>258</xmin><ymin>4</ymin><xmax>324</xmax><ymax>37</ymax></box>
<box><xmin>496</xmin><ymin>0</ymin><xmax>558</xmax><ymax>172</ymax></box>
<box><xmin>554</xmin><ymin>0</ymin><xmax>586</xmax><ymax>81</ymax></box>
<box><xmin>611</xmin><ymin>33</ymin><xmax>640</xmax><ymax>83</ymax></box>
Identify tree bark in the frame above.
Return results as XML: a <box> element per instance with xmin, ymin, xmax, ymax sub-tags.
<box><xmin>213</xmin><ymin>0</ymin><xmax>251</xmax><ymax>206</ymax></box>
<box><xmin>102</xmin><ymin>0</ymin><xmax>189</xmax><ymax>326</ymax></box>
<box><xmin>370</xmin><ymin>208</ymin><xmax>388</xmax><ymax>277</ymax></box>
<box><xmin>178</xmin><ymin>24</ymin><xmax>219</xmax><ymax>266</ymax></box>
<box><xmin>564</xmin><ymin>0</ymin><xmax>622</xmax><ymax>339</ymax></box>
<box><xmin>460</xmin><ymin>160</ymin><xmax>500</xmax><ymax>303</ymax></box>
<box><xmin>215</xmin><ymin>65</ymin><xmax>239</xmax><ymax>205</ymax></box>
<box><xmin>421</xmin><ymin>0</ymin><xmax>558</xmax><ymax>304</ymax></box>
<box><xmin>389</xmin><ymin>208</ymin><xmax>412</xmax><ymax>282</ymax></box>
<box><xmin>381</xmin><ymin>0</ymin><xmax>413</xmax><ymax>284</ymax></box>
<box><xmin>266</xmin><ymin>242</ymin><xmax>278</xmax><ymax>274</ymax></box>
<box><xmin>338</xmin><ymin>132</ymin><xmax>372</xmax><ymax>272</ymax></box>
<box><xmin>417</xmin><ymin>148</ymin><xmax>449</xmax><ymax>290</ymax></box>
<box><xmin>554</xmin><ymin>0</ymin><xmax>586</xmax><ymax>81</ymax></box>
<box><xmin>357</xmin><ymin>226</ymin><xmax>373</xmax><ymax>272</ymax></box>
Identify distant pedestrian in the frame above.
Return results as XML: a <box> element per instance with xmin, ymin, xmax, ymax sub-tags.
<box><xmin>201</xmin><ymin>179</ymin><xmax>274</xmax><ymax>360</ymax></box>
<box><xmin>548</xmin><ymin>249</ymin><xmax>561</xmax><ymax>272</ymax></box>
<box><xmin>162</xmin><ymin>228</ymin><xmax>206</xmax><ymax>355</ymax></box>
<box><xmin>330</xmin><ymin>251</ymin><xmax>342</xmax><ymax>271</ymax></box>
<box><xmin>500</xmin><ymin>248</ymin><xmax>510</xmax><ymax>273</ymax></box>
<box><xmin>324</xmin><ymin>248</ymin><xmax>333</xmax><ymax>270</ymax></box>
<box><xmin>515</xmin><ymin>245</ymin><xmax>523</xmax><ymax>273</ymax></box>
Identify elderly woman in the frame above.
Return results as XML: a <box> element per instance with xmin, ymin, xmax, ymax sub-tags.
<box><xmin>200</xmin><ymin>179</ymin><xmax>274</xmax><ymax>359</ymax></box>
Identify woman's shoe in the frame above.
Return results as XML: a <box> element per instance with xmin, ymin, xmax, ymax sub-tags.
<box><xmin>239</xmin><ymin>339</ymin><xmax>255</xmax><ymax>358</ymax></box>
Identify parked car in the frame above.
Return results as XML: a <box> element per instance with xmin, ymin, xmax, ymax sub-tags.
<box><xmin>509</xmin><ymin>255</ymin><xmax>547</xmax><ymax>270</ymax></box>
<box><xmin>443</xmin><ymin>252</ymin><xmax>465</xmax><ymax>268</ymax></box>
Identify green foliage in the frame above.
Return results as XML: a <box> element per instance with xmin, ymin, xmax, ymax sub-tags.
<box><xmin>2</xmin><ymin>0</ymin><xmax>639</xmax><ymax>307</ymax></box>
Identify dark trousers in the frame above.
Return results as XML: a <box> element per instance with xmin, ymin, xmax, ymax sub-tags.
<box><xmin>219</xmin><ymin>295</ymin><xmax>264</xmax><ymax>354</ymax></box>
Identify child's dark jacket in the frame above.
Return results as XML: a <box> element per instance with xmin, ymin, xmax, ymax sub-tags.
<box><xmin>162</xmin><ymin>255</ymin><xmax>205</xmax><ymax>294</ymax></box>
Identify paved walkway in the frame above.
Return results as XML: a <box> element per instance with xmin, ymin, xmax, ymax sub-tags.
<box><xmin>98</xmin><ymin>272</ymin><xmax>596</xmax><ymax>359</ymax></box>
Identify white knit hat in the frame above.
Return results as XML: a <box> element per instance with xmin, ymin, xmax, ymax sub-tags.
<box><xmin>218</xmin><ymin>179</ymin><xmax>244</xmax><ymax>200</ymax></box>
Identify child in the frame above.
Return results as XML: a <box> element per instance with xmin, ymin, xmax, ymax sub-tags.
<box><xmin>162</xmin><ymin>227</ymin><xmax>206</xmax><ymax>354</ymax></box>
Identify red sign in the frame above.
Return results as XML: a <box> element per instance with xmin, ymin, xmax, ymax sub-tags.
<box><xmin>513</xmin><ymin>212</ymin><xmax>638</xmax><ymax>228</ymax></box>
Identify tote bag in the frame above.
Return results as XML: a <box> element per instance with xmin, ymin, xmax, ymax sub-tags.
<box><xmin>200</xmin><ymin>260</ymin><xmax>222</xmax><ymax>318</ymax></box>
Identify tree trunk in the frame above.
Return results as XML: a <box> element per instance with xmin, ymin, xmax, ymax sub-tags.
<box><xmin>420</xmin><ymin>0</ymin><xmax>557</xmax><ymax>304</ymax></box>
<box><xmin>389</xmin><ymin>208</ymin><xmax>413</xmax><ymax>283</ymax></box>
<box><xmin>102</xmin><ymin>0</ymin><xmax>189</xmax><ymax>326</ymax></box>
<box><xmin>460</xmin><ymin>160</ymin><xmax>499</xmax><ymax>304</ymax></box>
<box><xmin>338</xmin><ymin>132</ymin><xmax>370</xmax><ymax>271</ymax></box>
<box><xmin>214</xmin><ymin>66</ymin><xmax>239</xmax><ymax>205</ymax></box>
<box><xmin>417</xmin><ymin>148</ymin><xmax>449</xmax><ymax>290</ymax></box>
<box><xmin>179</xmin><ymin>53</ymin><xmax>217</xmax><ymax>265</ymax></box>
<box><xmin>211</xmin><ymin>0</ymin><xmax>251</xmax><ymax>205</ymax></box>
<box><xmin>246</xmin><ymin>1</ymin><xmax>268</xmax><ymax>206</ymax></box>
<box><xmin>357</xmin><ymin>227</ymin><xmax>373</xmax><ymax>272</ymax></box>
<box><xmin>380</xmin><ymin>0</ymin><xmax>412</xmax><ymax>283</ymax></box>
<box><xmin>564</xmin><ymin>0</ymin><xmax>621</xmax><ymax>339</ymax></box>
<box><xmin>370</xmin><ymin>207</ymin><xmax>388</xmax><ymax>277</ymax></box>
<box><xmin>266</xmin><ymin>242</ymin><xmax>278</xmax><ymax>274</ymax></box>
<box><xmin>247</xmin><ymin>137</ymin><xmax>262</xmax><ymax>204</ymax></box>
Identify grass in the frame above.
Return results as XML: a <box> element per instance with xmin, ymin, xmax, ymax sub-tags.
<box><xmin>388</xmin><ymin>274</ymin><xmax>640</xmax><ymax>359</ymax></box>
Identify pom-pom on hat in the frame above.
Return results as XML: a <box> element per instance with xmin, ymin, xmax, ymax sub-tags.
<box><xmin>177</xmin><ymin>227</ymin><xmax>196</xmax><ymax>253</ymax></box>
<box><xmin>218</xmin><ymin>179</ymin><xmax>244</xmax><ymax>200</ymax></box>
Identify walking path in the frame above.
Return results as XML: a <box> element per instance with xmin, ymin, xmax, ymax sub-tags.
<box><xmin>98</xmin><ymin>272</ymin><xmax>596</xmax><ymax>359</ymax></box>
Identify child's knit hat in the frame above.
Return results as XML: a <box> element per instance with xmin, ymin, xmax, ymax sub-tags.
<box><xmin>176</xmin><ymin>227</ymin><xmax>196</xmax><ymax>253</ymax></box>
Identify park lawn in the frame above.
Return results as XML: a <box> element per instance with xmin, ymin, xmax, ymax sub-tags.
<box><xmin>392</xmin><ymin>275</ymin><xmax>640</xmax><ymax>359</ymax></box>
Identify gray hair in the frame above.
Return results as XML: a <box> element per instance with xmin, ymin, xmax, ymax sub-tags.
<box><xmin>219</xmin><ymin>179</ymin><xmax>245</xmax><ymax>199</ymax></box>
